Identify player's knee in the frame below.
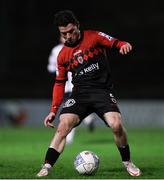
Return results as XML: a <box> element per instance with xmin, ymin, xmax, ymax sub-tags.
<box><xmin>111</xmin><ymin>121</ymin><xmax>124</xmax><ymax>136</ymax></box>
<box><xmin>57</xmin><ymin>121</ymin><xmax>71</xmax><ymax>138</ymax></box>
<box><xmin>108</xmin><ymin>115</ymin><xmax>123</xmax><ymax>135</ymax></box>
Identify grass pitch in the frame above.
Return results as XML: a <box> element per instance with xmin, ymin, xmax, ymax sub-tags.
<box><xmin>0</xmin><ymin>126</ymin><xmax>164</xmax><ymax>179</ymax></box>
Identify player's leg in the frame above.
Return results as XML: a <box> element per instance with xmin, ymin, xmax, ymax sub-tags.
<box><xmin>104</xmin><ymin>112</ymin><xmax>127</xmax><ymax>147</ymax></box>
<box><xmin>37</xmin><ymin>113</ymin><xmax>80</xmax><ymax>177</ymax></box>
<box><xmin>104</xmin><ymin>112</ymin><xmax>141</xmax><ymax>176</ymax></box>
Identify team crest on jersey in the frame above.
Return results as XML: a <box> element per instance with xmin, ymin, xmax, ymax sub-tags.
<box><xmin>77</xmin><ymin>56</ymin><xmax>83</xmax><ymax>64</ymax></box>
<box><xmin>63</xmin><ymin>99</ymin><xmax>76</xmax><ymax>108</ymax></box>
<box><xmin>73</xmin><ymin>50</ymin><xmax>84</xmax><ymax>64</ymax></box>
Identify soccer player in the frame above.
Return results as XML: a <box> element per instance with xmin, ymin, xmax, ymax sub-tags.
<box><xmin>37</xmin><ymin>10</ymin><xmax>141</xmax><ymax>177</ymax></box>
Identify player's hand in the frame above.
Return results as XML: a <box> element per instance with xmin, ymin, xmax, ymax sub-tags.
<box><xmin>44</xmin><ymin>112</ymin><xmax>55</xmax><ymax>128</ymax></box>
<box><xmin>119</xmin><ymin>42</ymin><xmax>132</xmax><ymax>55</ymax></box>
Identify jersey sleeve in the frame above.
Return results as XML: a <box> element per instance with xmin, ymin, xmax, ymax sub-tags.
<box><xmin>96</xmin><ymin>31</ymin><xmax>127</xmax><ymax>49</ymax></box>
<box><xmin>50</xmin><ymin>52</ymin><xmax>68</xmax><ymax>113</ymax></box>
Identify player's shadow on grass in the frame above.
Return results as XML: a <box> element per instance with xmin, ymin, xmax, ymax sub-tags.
<box><xmin>139</xmin><ymin>167</ymin><xmax>162</xmax><ymax>177</ymax></box>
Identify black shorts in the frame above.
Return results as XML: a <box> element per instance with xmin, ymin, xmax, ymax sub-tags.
<box><xmin>60</xmin><ymin>88</ymin><xmax>120</xmax><ymax>126</ymax></box>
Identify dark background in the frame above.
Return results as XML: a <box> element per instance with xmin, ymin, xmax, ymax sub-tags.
<box><xmin>0</xmin><ymin>0</ymin><xmax>163</xmax><ymax>99</ymax></box>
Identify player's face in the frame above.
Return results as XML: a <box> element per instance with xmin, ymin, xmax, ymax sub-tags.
<box><xmin>59</xmin><ymin>23</ymin><xmax>80</xmax><ymax>46</ymax></box>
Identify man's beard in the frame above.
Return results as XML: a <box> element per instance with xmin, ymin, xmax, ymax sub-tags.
<box><xmin>64</xmin><ymin>30</ymin><xmax>82</xmax><ymax>47</ymax></box>
<box><xmin>64</xmin><ymin>39</ymin><xmax>77</xmax><ymax>47</ymax></box>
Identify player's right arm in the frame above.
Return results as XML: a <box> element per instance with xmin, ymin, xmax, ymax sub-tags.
<box><xmin>44</xmin><ymin>112</ymin><xmax>56</xmax><ymax>128</ymax></box>
<box><xmin>44</xmin><ymin>51</ymin><xmax>67</xmax><ymax>128</ymax></box>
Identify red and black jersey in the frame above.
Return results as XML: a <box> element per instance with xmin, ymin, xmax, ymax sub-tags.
<box><xmin>51</xmin><ymin>30</ymin><xmax>127</xmax><ymax>113</ymax></box>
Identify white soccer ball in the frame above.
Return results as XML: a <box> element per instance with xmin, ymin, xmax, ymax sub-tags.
<box><xmin>74</xmin><ymin>150</ymin><xmax>100</xmax><ymax>175</ymax></box>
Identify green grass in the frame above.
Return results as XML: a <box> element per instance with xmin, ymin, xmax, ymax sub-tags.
<box><xmin>0</xmin><ymin>127</ymin><xmax>164</xmax><ymax>179</ymax></box>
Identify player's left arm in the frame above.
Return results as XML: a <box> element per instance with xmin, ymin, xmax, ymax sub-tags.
<box><xmin>96</xmin><ymin>31</ymin><xmax>132</xmax><ymax>55</ymax></box>
<box><xmin>114</xmin><ymin>41</ymin><xmax>132</xmax><ymax>55</ymax></box>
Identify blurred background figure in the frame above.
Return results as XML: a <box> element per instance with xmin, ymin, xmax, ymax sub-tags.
<box><xmin>47</xmin><ymin>36</ymin><xmax>96</xmax><ymax>144</ymax></box>
<box><xmin>47</xmin><ymin>36</ymin><xmax>64</xmax><ymax>75</ymax></box>
<box><xmin>0</xmin><ymin>101</ymin><xmax>27</xmax><ymax>127</ymax></box>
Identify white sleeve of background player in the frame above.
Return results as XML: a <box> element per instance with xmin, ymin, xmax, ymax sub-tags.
<box><xmin>47</xmin><ymin>48</ymin><xmax>57</xmax><ymax>73</ymax></box>
<box><xmin>64</xmin><ymin>72</ymin><xmax>73</xmax><ymax>93</ymax></box>
<box><xmin>47</xmin><ymin>44</ymin><xmax>63</xmax><ymax>73</ymax></box>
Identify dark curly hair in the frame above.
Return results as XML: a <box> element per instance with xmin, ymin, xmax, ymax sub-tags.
<box><xmin>54</xmin><ymin>10</ymin><xmax>79</xmax><ymax>27</ymax></box>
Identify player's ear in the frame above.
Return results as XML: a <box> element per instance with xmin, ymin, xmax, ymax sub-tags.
<box><xmin>77</xmin><ymin>24</ymin><xmax>81</xmax><ymax>34</ymax></box>
<box><xmin>76</xmin><ymin>23</ymin><xmax>80</xmax><ymax>29</ymax></box>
